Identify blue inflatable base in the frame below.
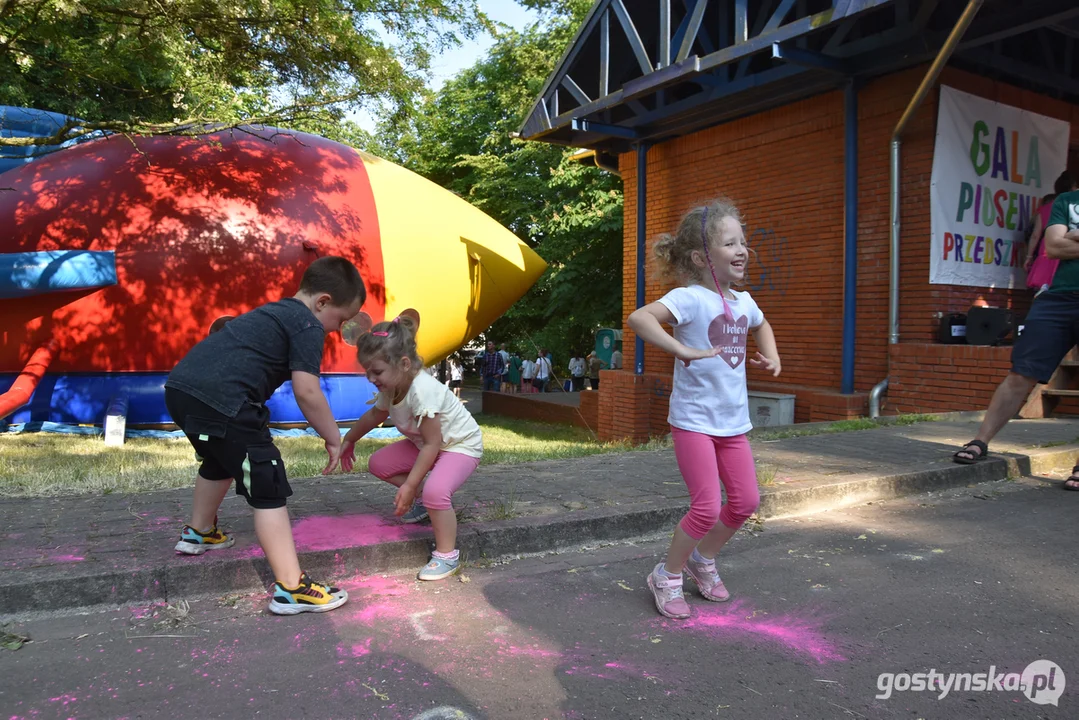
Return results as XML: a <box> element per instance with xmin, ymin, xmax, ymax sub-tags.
<box><xmin>0</xmin><ymin>372</ymin><xmax>379</xmax><ymax>426</ymax></box>
<box><xmin>0</xmin><ymin>420</ymin><xmax>402</xmax><ymax>441</ymax></box>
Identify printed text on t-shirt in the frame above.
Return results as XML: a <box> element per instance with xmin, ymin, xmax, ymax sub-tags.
<box><xmin>707</xmin><ymin>314</ymin><xmax>749</xmax><ymax>370</ymax></box>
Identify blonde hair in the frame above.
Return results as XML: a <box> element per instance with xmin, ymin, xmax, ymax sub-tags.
<box><xmin>355</xmin><ymin>315</ymin><xmax>423</xmax><ymax>374</ymax></box>
<box><xmin>652</xmin><ymin>198</ymin><xmax>747</xmax><ymax>286</ymax></box>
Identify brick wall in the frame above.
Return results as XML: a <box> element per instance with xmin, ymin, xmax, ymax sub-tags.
<box><xmin>578</xmin><ymin>389</ymin><xmax>599</xmax><ymax>433</ymax></box>
<box><xmin>603</xmin><ymin>64</ymin><xmax>1079</xmax><ymax>442</ymax></box>
<box><xmin>481</xmin><ymin>392</ymin><xmax>598</xmax><ymax>431</ymax></box>
<box><xmin>887</xmin><ymin>343</ymin><xmax>1010</xmax><ymax>414</ymax></box>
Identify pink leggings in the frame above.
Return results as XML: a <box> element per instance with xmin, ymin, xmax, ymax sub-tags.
<box><xmin>367</xmin><ymin>440</ymin><xmax>480</xmax><ymax>510</ymax></box>
<box><xmin>671</xmin><ymin>427</ymin><xmax>760</xmax><ymax>539</ymax></box>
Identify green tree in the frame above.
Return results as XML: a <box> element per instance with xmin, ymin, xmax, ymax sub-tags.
<box><xmin>380</xmin><ymin>8</ymin><xmax>623</xmax><ymax>371</ymax></box>
<box><xmin>0</xmin><ymin>0</ymin><xmax>488</xmax><ymax>147</ymax></box>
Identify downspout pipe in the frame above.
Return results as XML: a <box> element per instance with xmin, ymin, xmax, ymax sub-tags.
<box><xmin>635</xmin><ymin>142</ymin><xmax>650</xmax><ymax>375</ymax></box>
<box><xmin>841</xmin><ymin>79</ymin><xmax>858</xmax><ymax>395</ymax></box>
<box><xmin>871</xmin><ymin>0</ymin><xmax>984</xmax><ymax>417</ymax></box>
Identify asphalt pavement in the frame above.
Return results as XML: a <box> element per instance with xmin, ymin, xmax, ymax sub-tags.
<box><xmin>3</xmin><ymin>472</ymin><xmax>1077</xmax><ymax>720</ymax></box>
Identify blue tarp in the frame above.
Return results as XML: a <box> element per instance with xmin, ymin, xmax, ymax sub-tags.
<box><xmin>0</xmin><ymin>250</ymin><xmax>118</xmax><ymax>299</ymax></box>
<box><xmin>0</xmin><ymin>106</ymin><xmax>100</xmax><ymax>175</ymax></box>
<box><xmin>1</xmin><ymin>420</ymin><xmax>403</xmax><ymax>441</ymax></box>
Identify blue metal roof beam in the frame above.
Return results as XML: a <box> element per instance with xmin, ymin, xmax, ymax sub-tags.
<box><xmin>697</xmin><ymin>0</ymin><xmax>893</xmax><ymax>74</ymax></box>
<box><xmin>674</xmin><ymin>0</ymin><xmax>710</xmax><ymax>62</ymax></box>
<box><xmin>771</xmin><ymin>42</ymin><xmax>853</xmax><ymax>74</ymax></box>
<box><xmin>518</xmin><ymin>0</ymin><xmax>894</xmax><ymax>141</ymax></box>
<box><xmin>612</xmin><ymin>0</ymin><xmax>654</xmax><ymax>74</ymax></box>
<box><xmin>570</xmin><ymin>118</ymin><xmax>642</xmax><ymax>139</ymax></box>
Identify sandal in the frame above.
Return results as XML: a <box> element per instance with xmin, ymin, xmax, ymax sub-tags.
<box><xmin>1062</xmin><ymin>465</ymin><xmax>1079</xmax><ymax>491</ymax></box>
<box><xmin>953</xmin><ymin>439</ymin><xmax>988</xmax><ymax>465</ymax></box>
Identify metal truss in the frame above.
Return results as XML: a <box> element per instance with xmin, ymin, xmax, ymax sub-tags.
<box><xmin>519</xmin><ymin>0</ymin><xmax>1079</xmax><ymax>151</ymax></box>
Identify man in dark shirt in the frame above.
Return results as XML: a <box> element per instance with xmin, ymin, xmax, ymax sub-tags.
<box><xmin>954</xmin><ymin>190</ymin><xmax>1079</xmax><ymax>489</ymax></box>
<box><xmin>165</xmin><ymin>256</ymin><xmax>365</xmax><ymax>615</ymax></box>
<box><xmin>481</xmin><ymin>341</ymin><xmax>504</xmax><ymax>392</ymax></box>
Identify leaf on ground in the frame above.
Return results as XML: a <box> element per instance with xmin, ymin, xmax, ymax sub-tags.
<box><xmin>616</xmin><ymin>581</ymin><xmax>634</xmax><ymax>591</ymax></box>
<box><xmin>1</xmin><ymin>631</ymin><xmax>29</xmax><ymax>651</ymax></box>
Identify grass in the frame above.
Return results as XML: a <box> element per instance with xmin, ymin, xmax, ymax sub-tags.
<box><xmin>0</xmin><ymin>412</ymin><xmax>945</xmax><ymax>499</ymax></box>
<box><xmin>0</xmin><ymin>415</ymin><xmax>641</xmax><ymax>498</ymax></box>
<box><xmin>751</xmin><ymin>413</ymin><xmax>940</xmax><ymax>441</ymax></box>
<box><xmin>1031</xmin><ymin>436</ymin><xmax>1079</xmax><ymax>449</ymax></box>
<box><xmin>756</xmin><ymin>464</ymin><xmax>778</xmax><ymax>486</ymax></box>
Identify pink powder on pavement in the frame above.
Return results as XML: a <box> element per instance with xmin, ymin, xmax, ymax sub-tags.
<box><xmin>657</xmin><ymin>600</ymin><xmax>846</xmax><ymax>664</ymax></box>
<box><xmin>51</xmin><ymin>554</ymin><xmax>85</xmax><ymax>563</ymax></box>
<box><xmin>337</xmin><ymin>638</ymin><xmax>373</xmax><ymax>657</ymax></box>
<box><xmin>291</xmin><ymin>514</ymin><xmax>428</xmax><ymax>551</ymax></box>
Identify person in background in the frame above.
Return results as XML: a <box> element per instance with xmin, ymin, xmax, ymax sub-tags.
<box><xmin>533</xmin><ymin>349</ymin><xmax>552</xmax><ymax>393</ymax></box>
<box><xmin>498</xmin><ymin>343</ymin><xmax>511</xmax><ymax>391</ymax></box>
<box><xmin>505</xmin><ymin>351</ymin><xmax>522</xmax><ymax>394</ymax></box>
<box><xmin>447</xmin><ymin>356</ymin><xmax>463</xmax><ymax>398</ymax></box>
<box><xmin>569</xmin><ymin>354</ymin><xmax>586</xmax><ymax>392</ymax></box>
<box><xmin>610</xmin><ymin>343</ymin><xmax>623</xmax><ymax>370</ymax></box>
<box><xmin>1025</xmin><ymin>171</ymin><xmax>1078</xmax><ymax>296</ymax></box>
<box><xmin>587</xmin><ymin>351</ymin><xmax>606</xmax><ymax>391</ymax></box>
<box><xmin>481</xmin><ymin>341</ymin><xmax>502</xmax><ymax>392</ymax></box>
<box><xmin>521</xmin><ymin>354</ymin><xmax>535</xmax><ymax>393</ymax></box>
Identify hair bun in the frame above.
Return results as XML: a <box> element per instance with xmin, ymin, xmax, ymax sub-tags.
<box><xmin>395</xmin><ymin>308</ymin><xmax>421</xmax><ymax>332</ymax></box>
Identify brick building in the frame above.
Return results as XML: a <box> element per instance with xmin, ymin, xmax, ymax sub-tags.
<box><xmin>519</xmin><ymin>0</ymin><xmax>1079</xmax><ymax>442</ymax></box>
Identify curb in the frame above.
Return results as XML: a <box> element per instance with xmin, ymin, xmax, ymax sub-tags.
<box><xmin>4</xmin><ymin>444</ymin><xmax>1076</xmax><ymax>616</ymax></box>
<box><xmin>759</xmin><ymin>445</ymin><xmax>1079</xmax><ymax>519</ymax></box>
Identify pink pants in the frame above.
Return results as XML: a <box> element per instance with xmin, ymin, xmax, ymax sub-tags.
<box><xmin>671</xmin><ymin>427</ymin><xmax>760</xmax><ymax>538</ymax></box>
<box><xmin>367</xmin><ymin>440</ymin><xmax>480</xmax><ymax>510</ymax></box>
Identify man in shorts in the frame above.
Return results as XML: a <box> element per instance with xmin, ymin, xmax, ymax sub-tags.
<box><xmin>954</xmin><ymin>189</ymin><xmax>1079</xmax><ymax>490</ymax></box>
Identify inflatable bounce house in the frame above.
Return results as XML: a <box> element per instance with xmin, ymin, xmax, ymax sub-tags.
<box><xmin>0</xmin><ymin>108</ymin><xmax>546</xmax><ymax>428</ymax></box>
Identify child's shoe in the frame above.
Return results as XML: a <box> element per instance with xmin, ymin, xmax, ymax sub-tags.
<box><xmin>174</xmin><ymin>522</ymin><xmax>234</xmax><ymax>555</ymax></box>
<box><xmin>647</xmin><ymin>563</ymin><xmax>691</xmax><ymax>619</ymax></box>
<box><xmin>418</xmin><ymin>554</ymin><xmax>460</xmax><ymax>581</ymax></box>
<box><xmin>268</xmin><ymin>572</ymin><xmax>348</xmax><ymax>615</ymax></box>
<box><xmin>400</xmin><ymin>500</ymin><xmax>429</xmax><ymax>524</ymax></box>
<box><xmin>685</xmin><ymin>553</ymin><xmax>731</xmax><ymax>602</ymax></box>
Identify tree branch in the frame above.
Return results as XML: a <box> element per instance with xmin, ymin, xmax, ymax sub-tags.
<box><xmin>0</xmin><ymin>90</ymin><xmax>377</xmax><ymax>147</ymax></box>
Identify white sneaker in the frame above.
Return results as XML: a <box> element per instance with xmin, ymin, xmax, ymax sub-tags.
<box><xmin>685</xmin><ymin>554</ymin><xmax>730</xmax><ymax>602</ymax></box>
<box><xmin>646</xmin><ymin>563</ymin><xmax>691</xmax><ymax>619</ymax></box>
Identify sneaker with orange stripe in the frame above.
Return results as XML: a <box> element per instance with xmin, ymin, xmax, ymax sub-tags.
<box><xmin>174</xmin><ymin>520</ymin><xmax>234</xmax><ymax>555</ymax></box>
<box><xmin>268</xmin><ymin>572</ymin><xmax>348</xmax><ymax>615</ymax></box>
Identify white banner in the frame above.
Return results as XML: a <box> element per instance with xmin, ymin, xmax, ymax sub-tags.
<box><xmin>930</xmin><ymin>86</ymin><xmax>1070</xmax><ymax>287</ymax></box>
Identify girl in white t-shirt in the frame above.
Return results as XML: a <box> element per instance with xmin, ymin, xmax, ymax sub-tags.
<box><xmin>520</xmin><ymin>357</ymin><xmax>535</xmax><ymax>393</ymax></box>
<box><xmin>340</xmin><ymin>314</ymin><xmax>483</xmax><ymax>581</ymax></box>
<box><xmin>627</xmin><ymin>199</ymin><xmax>781</xmax><ymax>619</ymax></box>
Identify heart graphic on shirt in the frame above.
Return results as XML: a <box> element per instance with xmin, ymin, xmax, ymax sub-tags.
<box><xmin>707</xmin><ymin>314</ymin><xmax>749</xmax><ymax>370</ymax></box>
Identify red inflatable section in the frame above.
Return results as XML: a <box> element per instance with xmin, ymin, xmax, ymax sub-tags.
<box><xmin>0</xmin><ymin>129</ymin><xmax>386</xmax><ymax>375</ymax></box>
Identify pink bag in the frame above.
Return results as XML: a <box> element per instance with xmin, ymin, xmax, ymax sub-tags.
<box><xmin>1027</xmin><ymin>204</ymin><xmax>1060</xmax><ymax>290</ymax></box>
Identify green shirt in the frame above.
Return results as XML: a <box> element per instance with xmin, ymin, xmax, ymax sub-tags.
<box><xmin>1048</xmin><ymin>190</ymin><xmax>1079</xmax><ymax>293</ymax></box>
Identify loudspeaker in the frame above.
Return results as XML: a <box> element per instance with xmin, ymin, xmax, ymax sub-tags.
<box><xmin>965</xmin><ymin>306</ymin><xmax>1016</xmax><ymax>346</ymax></box>
<box><xmin>937</xmin><ymin>313</ymin><xmax>967</xmax><ymax>344</ymax></box>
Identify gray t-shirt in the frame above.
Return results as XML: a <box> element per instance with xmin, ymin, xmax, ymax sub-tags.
<box><xmin>166</xmin><ymin>298</ymin><xmax>325</xmax><ymax>417</ymax></box>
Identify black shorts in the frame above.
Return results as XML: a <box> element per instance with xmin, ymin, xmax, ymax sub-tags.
<box><xmin>1011</xmin><ymin>292</ymin><xmax>1079</xmax><ymax>383</ymax></box>
<box><xmin>164</xmin><ymin>388</ymin><xmax>293</xmax><ymax>509</ymax></box>
<box><xmin>449</xmin><ymin>379</ymin><xmax>461</xmax><ymax>388</ymax></box>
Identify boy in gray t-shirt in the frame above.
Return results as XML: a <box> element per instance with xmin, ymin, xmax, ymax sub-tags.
<box><xmin>164</xmin><ymin>256</ymin><xmax>365</xmax><ymax>615</ymax></box>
